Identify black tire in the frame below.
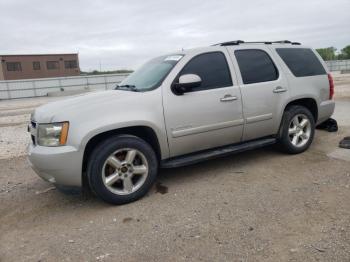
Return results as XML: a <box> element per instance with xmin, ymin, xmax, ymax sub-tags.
<box><xmin>87</xmin><ymin>135</ymin><xmax>158</xmax><ymax>205</ymax></box>
<box><xmin>278</xmin><ymin>105</ymin><xmax>315</xmax><ymax>154</ymax></box>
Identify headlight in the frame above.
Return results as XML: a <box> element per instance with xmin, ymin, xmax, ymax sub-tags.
<box><xmin>37</xmin><ymin>122</ymin><xmax>69</xmax><ymax>147</ymax></box>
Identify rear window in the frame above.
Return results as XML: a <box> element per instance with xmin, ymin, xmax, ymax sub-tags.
<box><xmin>276</xmin><ymin>48</ymin><xmax>326</xmax><ymax>77</ymax></box>
<box><xmin>235</xmin><ymin>49</ymin><xmax>279</xmax><ymax>85</ymax></box>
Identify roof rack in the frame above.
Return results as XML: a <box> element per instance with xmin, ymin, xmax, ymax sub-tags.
<box><xmin>213</xmin><ymin>40</ymin><xmax>301</xmax><ymax>46</ymax></box>
<box><xmin>213</xmin><ymin>40</ymin><xmax>245</xmax><ymax>46</ymax></box>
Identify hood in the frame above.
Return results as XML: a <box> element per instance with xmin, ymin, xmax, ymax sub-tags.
<box><xmin>33</xmin><ymin>90</ymin><xmax>143</xmax><ymax>123</ymax></box>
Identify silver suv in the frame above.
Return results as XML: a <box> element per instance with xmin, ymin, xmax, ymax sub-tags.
<box><xmin>28</xmin><ymin>40</ymin><xmax>335</xmax><ymax>204</ymax></box>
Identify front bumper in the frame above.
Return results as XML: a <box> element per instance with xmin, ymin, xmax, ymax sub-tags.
<box><xmin>28</xmin><ymin>143</ymin><xmax>83</xmax><ymax>187</ymax></box>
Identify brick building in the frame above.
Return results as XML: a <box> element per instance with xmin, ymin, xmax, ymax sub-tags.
<box><xmin>0</xmin><ymin>53</ymin><xmax>80</xmax><ymax>80</ymax></box>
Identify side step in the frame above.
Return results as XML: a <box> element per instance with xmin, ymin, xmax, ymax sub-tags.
<box><xmin>160</xmin><ymin>137</ymin><xmax>277</xmax><ymax>168</ymax></box>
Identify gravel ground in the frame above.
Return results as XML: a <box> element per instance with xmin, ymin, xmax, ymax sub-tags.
<box><xmin>0</xmin><ymin>74</ymin><xmax>350</xmax><ymax>261</ymax></box>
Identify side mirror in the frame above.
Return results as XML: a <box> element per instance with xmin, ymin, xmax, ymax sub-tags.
<box><xmin>172</xmin><ymin>74</ymin><xmax>202</xmax><ymax>95</ymax></box>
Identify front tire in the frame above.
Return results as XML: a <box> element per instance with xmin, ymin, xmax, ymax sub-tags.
<box><xmin>87</xmin><ymin>135</ymin><xmax>158</xmax><ymax>205</ymax></box>
<box><xmin>278</xmin><ymin>105</ymin><xmax>315</xmax><ymax>154</ymax></box>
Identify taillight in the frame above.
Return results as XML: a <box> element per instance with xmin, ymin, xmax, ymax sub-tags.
<box><xmin>328</xmin><ymin>73</ymin><xmax>334</xmax><ymax>100</ymax></box>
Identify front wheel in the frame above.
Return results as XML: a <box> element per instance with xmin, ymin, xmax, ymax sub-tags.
<box><xmin>278</xmin><ymin>105</ymin><xmax>315</xmax><ymax>154</ymax></box>
<box><xmin>87</xmin><ymin>135</ymin><xmax>158</xmax><ymax>205</ymax></box>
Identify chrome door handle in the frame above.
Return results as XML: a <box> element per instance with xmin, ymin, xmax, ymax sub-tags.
<box><xmin>220</xmin><ymin>95</ymin><xmax>237</xmax><ymax>102</ymax></box>
<box><xmin>273</xmin><ymin>86</ymin><xmax>287</xmax><ymax>93</ymax></box>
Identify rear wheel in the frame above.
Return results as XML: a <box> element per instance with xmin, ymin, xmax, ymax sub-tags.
<box><xmin>87</xmin><ymin>135</ymin><xmax>158</xmax><ymax>205</ymax></box>
<box><xmin>278</xmin><ymin>105</ymin><xmax>315</xmax><ymax>154</ymax></box>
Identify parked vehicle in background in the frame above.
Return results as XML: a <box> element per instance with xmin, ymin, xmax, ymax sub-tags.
<box><xmin>28</xmin><ymin>40</ymin><xmax>335</xmax><ymax>205</ymax></box>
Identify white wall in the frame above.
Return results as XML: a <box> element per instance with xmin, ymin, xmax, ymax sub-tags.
<box><xmin>0</xmin><ymin>73</ymin><xmax>129</xmax><ymax>100</ymax></box>
<box><xmin>325</xmin><ymin>60</ymin><xmax>350</xmax><ymax>72</ymax></box>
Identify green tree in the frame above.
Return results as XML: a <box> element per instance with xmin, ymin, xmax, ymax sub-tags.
<box><xmin>316</xmin><ymin>47</ymin><xmax>337</xmax><ymax>61</ymax></box>
<box><xmin>339</xmin><ymin>45</ymin><xmax>350</xmax><ymax>59</ymax></box>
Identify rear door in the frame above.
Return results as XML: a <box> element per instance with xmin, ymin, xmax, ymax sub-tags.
<box><xmin>162</xmin><ymin>49</ymin><xmax>244</xmax><ymax>157</ymax></box>
<box><xmin>227</xmin><ymin>46</ymin><xmax>290</xmax><ymax>141</ymax></box>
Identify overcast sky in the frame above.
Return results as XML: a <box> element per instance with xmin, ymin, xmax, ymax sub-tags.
<box><xmin>0</xmin><ymin>0</ymin><xmax>349</xmax><ymax>71</ymax></box>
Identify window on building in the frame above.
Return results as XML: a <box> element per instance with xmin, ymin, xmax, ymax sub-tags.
<box><xmin>235</xmin><ymin>49</ymin><xmax>279</xmax><ymax>85</ymax></box>
<box><xmin>6</xmin><ymin>62</ymin><xmax>22</xmax><ymax>72</ymax></box>
<box><xmin>64</xmin><ymin>60</ymin><xmax>78</xmax><ymax>69</ymax></box>
<box><xmin>276</xmin><ymin>48</ymin><xmax>326</xmax><ymax>77</ymax></box>
<box><xmin>47</xmin><ymin>61</ymin><xmax>60</xmax><ymax>70</ymax></box>
<box><xmin>33</xmin><ymin>61</ymin><xmax>41</xmax><ymax>70</ymax></box>
<box><xmin>178</xmin><ymin>52</ymin><xmax>232</xmax><ymax>92</ymax></box>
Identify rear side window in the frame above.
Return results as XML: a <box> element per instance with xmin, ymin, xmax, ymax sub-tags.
<box><xmin>276</xmin><ymin>48</ymin><xmax>326</xmax><ymax>77</ymax></box>
<box><xmin>179</xmin><ymin>52</ymin><xmax>232</xmax><ymax>91</ymax></box>
<box><xmin>235</xmin><ymin>49</ymin><xmax>278</xmax><ymax>84</ymax></box>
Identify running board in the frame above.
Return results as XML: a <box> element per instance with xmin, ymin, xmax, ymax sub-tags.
<box><xmin>161</xmin><ymin>137</ymin><xmax>276</xmax><ymax>168</ymax></box>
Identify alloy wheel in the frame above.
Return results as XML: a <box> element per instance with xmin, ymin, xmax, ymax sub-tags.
<box><xmin>288</xmin><ymin>114</ymin><xmax>312</xmax><ymax>148</ymax></box>
<box><xmin>102</xmin><ymin>148</ymin><xmax>149</xmax><ymax>195</ymax></box>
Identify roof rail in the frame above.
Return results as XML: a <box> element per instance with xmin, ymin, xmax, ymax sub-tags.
<box><xmin>212</xmin><ymin>40</ymin><xmax>244</xmax><ymax>46</ymax></box>
<box><xmin>273</xmin><ymin>40</ymin><xmax>291</xmax><ymax>44</ymax></box>
<box><xmin>213</xmin><ymin>40</ymin><xmax>301</xmax><ymax>46</ymax></box>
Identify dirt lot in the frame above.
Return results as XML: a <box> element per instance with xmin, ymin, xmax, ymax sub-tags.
<box><xmin>0</xmin><ymin>74</ymin><xmax>350</xmax><ymax>261</ymax></box>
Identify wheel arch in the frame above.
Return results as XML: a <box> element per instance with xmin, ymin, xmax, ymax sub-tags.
<box><xmin>283</xmin><ymin>97</ymin><xmax>318</xmax><ymax>122</ymax></box>
<box><xmin>82</xmin><ymin>126</ymin><xmax>162</xmax><ymax>182</ymax></box>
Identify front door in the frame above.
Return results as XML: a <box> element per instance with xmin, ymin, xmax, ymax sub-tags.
<box><xmin>162</xmin><ymin>50</ymin><xmax>244</xmax><ymax>157</ymax></box>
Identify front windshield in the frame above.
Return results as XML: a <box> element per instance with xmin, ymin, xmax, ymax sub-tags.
<box><xmin>117</xmin><ymin>54</ymin><xmax>183</xmax><ymax>92</ymax></box>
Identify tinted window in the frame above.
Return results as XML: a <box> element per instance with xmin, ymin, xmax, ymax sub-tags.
<box><xmin>64</xmin><ymin>60</ymin><xmax>78</xmax><ymax>69</ymax></box>
<box><xmin>235</xmin><ymin>49</ymin><xmax>278</xmax><ymax>84</ymax></box>
<box><xmin>6</xmin><ymin>62</ymin><xmax>22</xmax><ymax>71</ymax></box>
<box><xmin>179</xmin><ymin>52</ymin><xmax>232</xmax><ymax>91</ymax></box>
<box><xmin>47</xmin><ymin>61</ymin><xmax>59</xmax><ymax>70</ymax></box>
<box><xmin>33</xmin><ymin>61</ymin><xmax>41</xmax><ymax>70</ymax></box>
<box><xmin>276</xmin><ymin>48</ymin><xmax>326</xmax><ymax>77</ymax></box>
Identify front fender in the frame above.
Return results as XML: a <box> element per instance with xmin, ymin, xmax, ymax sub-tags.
<box><xmin>78</xmin><ymin>120</ymin><xmax>169</xmax><ymax>159</ymax></box>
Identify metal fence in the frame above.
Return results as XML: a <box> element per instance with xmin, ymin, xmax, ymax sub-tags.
<box><xmin>325</xmin><ymin>60</ymin><xmax>350</xmax><ymax>72</ymax></box>
<box><xmin>0</xmin><ymin>73</ymin><xmax>129</xmax><ymax>100</ymax></box>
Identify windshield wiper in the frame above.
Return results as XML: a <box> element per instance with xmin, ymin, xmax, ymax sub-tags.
<box><xmin>115</xmin><ymin>84</ymin><xmax>138</xmax><ymax>91</ymax></box>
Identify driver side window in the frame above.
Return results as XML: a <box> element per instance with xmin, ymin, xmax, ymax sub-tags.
<box><xmin>179</xmin><ymin>52</ymin><xmax>233</xmax><ymax>92</ymax></box>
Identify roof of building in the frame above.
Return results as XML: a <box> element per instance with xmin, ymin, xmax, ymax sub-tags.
<box><xmin>0</xmin><ymin>53</ymin><xmax>78</xmax><ymax>57</ymax></box>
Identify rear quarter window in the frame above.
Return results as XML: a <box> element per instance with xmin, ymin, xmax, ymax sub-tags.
<box><xmin>276</xmin><ymin>48</ymin><xmax>326</xmax><ymax>77</ymax></box>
